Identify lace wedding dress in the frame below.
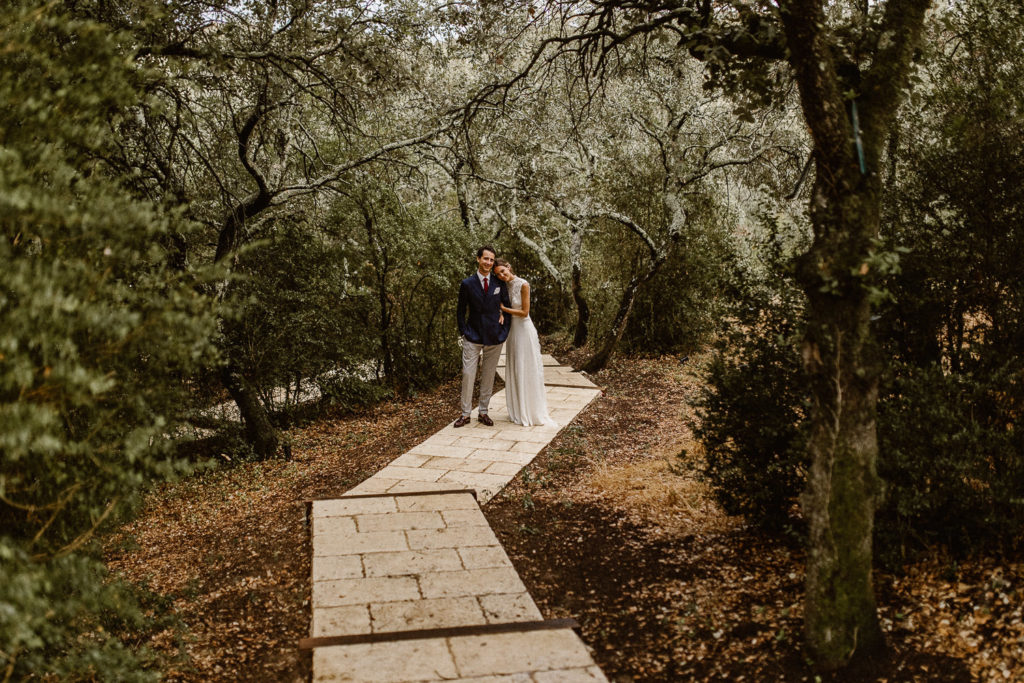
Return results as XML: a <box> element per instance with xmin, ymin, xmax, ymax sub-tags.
<box><xmin>505</xmin><ymin>277</ymin><xmax>555</xmax><ymax>426</ymax></box>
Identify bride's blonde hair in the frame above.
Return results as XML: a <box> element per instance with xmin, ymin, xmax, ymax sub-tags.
<box><xmin>494</xmin><ymin>258</ymin><xmax>514</xmax><ymax>274</ymax></box>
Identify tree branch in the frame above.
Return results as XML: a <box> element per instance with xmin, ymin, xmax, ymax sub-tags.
<box><xmin>859</xmin><ymin>0</ymin><xmax>932</xmax><ymax>141</ymax></box>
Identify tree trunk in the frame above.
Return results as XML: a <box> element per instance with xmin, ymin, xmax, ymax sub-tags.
<box><xmin>797</xmin><ymin>174</ymin><xmax>886</xmax><ymax>670</ymax></box>
<box><xmin>571</xmin><ymin>261</ymin><xmax>590</xmax><ymax>348</ymax></box>
<box><xmin>364</xmin><ymin>207</ymin><xmax>398</xmax><ymax>391</ymax></box>
<box><xmin>582</xmin><ymin>220</ymin><xmax>677</xmax><ymax>372</ymax></box>
<box><xmin>220</xmin><ymin>360</ymin><xmax>278</xmax><ymax>459</ymax></box>
<box><xmin>779</xmin><ymin>0</ymin><xmax>931</xmax><ymax>668</ymax></box>
<box><xmin>214</xmin><ymin>200</ymin><xmax>279</xmax><ymax>458</ymax></box>
<box><xmin>453</xmin><ymin>159</ymin><xmax>473</xmax><ymax>231</ymax></box>
<box><xmin>570</xmin><ymin>221</ymin><xmax>590</xmax><ymax>347</ymax></box>
<box><xmin>581</xmin><ymin>275</ymin><xmax>641</xmax><ymax>373</ymax></box>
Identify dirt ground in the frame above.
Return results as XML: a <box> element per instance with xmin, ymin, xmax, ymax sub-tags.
<box><xmin>105</xmin><ymin>350</ymin><xmax>1023</xmax><ymax>682</ymax></box>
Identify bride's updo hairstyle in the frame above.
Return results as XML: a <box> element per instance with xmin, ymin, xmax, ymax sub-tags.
<box><xmin>494</xmin><ymin>258</ymin><xmax>514</xmax><ymax>277</ymax></box>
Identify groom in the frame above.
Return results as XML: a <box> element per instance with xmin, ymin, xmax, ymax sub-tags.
<box><xmin>455</xmin><ymin>246</ymin><xmax>511</xmax><ymax>427</ymax></box>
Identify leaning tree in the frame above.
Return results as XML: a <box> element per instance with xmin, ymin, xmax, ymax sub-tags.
<box><xmin>99</xmin><ymin>0</ymin><xmax>460</xmax><ymax>457</ymax></box>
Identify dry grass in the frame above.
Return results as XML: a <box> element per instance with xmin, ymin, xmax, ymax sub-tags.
<box><xmin>588</xmin><ymin>455</ymin><xmax>723</xmax><ymax>535</ymax></box>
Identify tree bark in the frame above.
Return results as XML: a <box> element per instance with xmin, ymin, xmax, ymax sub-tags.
<box><xmin>571</xmin><ymin>266</ymin><xmax>590</xmax><ymax>348</ymax></box>
<box><xmin>214</xmin><ymin>192</ymin><xmax>281</xmax><ymax>457</ymax></box>
<box><xmin>781</xmin><ymin>0</ymin><xmax>932</xmax><ymax>668</ymax></box>
<box><xmin>581</xmin><ymin>275</ymin><xmax>641</xmax><ymax>373</ymax></box>
<box><xmin>453</xmin><ymin>159</ymin><xmax>473</xmax><ymax>231</ymax></box>
<box><xmin>797</xmin><ymin>178</ymin><xmax>886</xmax><ymax>669</ymax></box>
<box><xmin>570</xmin><ymin>223</ymin><xmax>589</xmax><ymax>347</ymax></box>
<box><xmin>220</xmin><ymin>360</ymin><xmax>278</xmax><ymax>459</ymax></box>
<box><xmin>362</xmin><ymin>205</ymin><xmax>398</xmax><ymax>391</ymax></box>
<box><xmin>580</xmin><ymin>209</ymin><xmax>680</xmax><ymax>372</ymax></box>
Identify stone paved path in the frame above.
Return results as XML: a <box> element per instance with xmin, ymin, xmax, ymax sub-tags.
<box><xmin>306</xmin><ymin>353</ymin><xmax>608</xmax><ymax>682</ymax></box>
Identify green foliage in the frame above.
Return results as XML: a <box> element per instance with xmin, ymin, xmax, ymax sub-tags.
<box><xmin>0</xmin><ymin>544</ymin><xmax>177</xmax><ymax>681</ymax></box>
<box><xmin>697</xmin><ymin>206</ymin><xmax>1024</xmax><ymax>560</ymax></box>
<box><xmin>223</xmin><ymin>214</ymin><xmax>377</xmax><ymax>414</ymax></box>
<box><xmin>691</xmin><ymin>213</ymin><xmax>810</xmax><ymax>533</ymax></box>
<box><xmin>872</xmin><ymin>0</ymin><xmax>1024</xmax><ymax>561</ymax></box>
<box><xmin>877</xmin><ymin>363</ymin><xmax>1024</xmax><ymax>561</ymax></box>
<box><xmin>0</xmin><ymin>1</ymin><xmax>215</xmax><ymax>676</ymax></box>
<box><xmin>694</xmin><ymin>0</ymin><xmax>1024</xmax><ymax>560</ymax></box>
<box><xmin>327</xmin><ymin>179</ymin><xmax>475</xmax><ymax>393</ymax></box>
<box><xmin>883</xmin><ymin>0</ymin><xmax>1024</xmax><ymax>371</ymax></box>
<box><xmin>624</xmin><ymin>198</ymin><xmax>737</xmax><ymax>355</ymax></box>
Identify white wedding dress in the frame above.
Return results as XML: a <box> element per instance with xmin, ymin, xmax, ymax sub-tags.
<box><xmin>504</xmin><ymin>277</ymin><xmax>556</xmax><ymax>426</ymax></box>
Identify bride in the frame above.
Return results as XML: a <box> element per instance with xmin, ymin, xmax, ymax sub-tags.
<box><xmin>493</xmin><ymin>259</ymin><xmax>555</xmax><ymax>426</ymax></box>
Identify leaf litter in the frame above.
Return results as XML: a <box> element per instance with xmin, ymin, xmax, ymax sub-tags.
<box><xmin>105</xmin><ymin>352</ymin><xmax>1022</xmax><ymax>682</ymax></box>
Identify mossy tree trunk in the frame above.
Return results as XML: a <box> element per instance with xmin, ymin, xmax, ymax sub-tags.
<box><xmin>797</xmin><ymin>179</ymin><xmax>887</xmax><ymax>667</ymax></box>
<box><xmin>781</xmin><ymin>0</ymin><xmax>932</xmax><ymax>668</ymax></box>
<box><xmin>220</xmin><ymin>360</ymin><xmax>279</xmax><ymax>460</ymax></box>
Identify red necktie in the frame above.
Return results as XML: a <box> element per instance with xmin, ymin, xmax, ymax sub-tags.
<box><xmin>483</xmin><ymin>276</ymin><xmax>489</xmax><ymax>293</ymax></box>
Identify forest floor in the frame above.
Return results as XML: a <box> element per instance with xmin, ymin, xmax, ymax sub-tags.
<box><xmin>105</xmin><ymin>345</ymin><xmax>1023</xmax><ymax>682</ymax></box>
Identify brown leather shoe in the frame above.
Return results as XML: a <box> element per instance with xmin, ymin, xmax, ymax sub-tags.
<box><xmin>453</xmin><ymin>415</ymin><xmax>471</xmax><ymax>428</ymax></box>
<box><xmin>477</xmin><ymin>413</ymin><xmax>494</xmax><ymax>426</ymax></box>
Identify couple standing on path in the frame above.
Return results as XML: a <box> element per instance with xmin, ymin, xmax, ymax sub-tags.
<box><xmin>455</xmin><ymin>246</ymin><xmax>555</xmax><ymax>429</ymax></box>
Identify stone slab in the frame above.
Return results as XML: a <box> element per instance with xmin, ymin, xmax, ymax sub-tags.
<box><xmin>315</xmin><ymin>497</ymin><xmax>397</xmax><ymax>517</ymax></box>
<box><xmin>451</xmin><ymin>436</ymin><xmax>518</xmax><ymax>452</ymax></box>
<box><xmin>484</xmin><ymin>461</ymin><xmax>528</xmax><ymax>476</ymax></box>
<box><xmin>310</xmin><ymin>358</ymin><xmax>606</xmax><ymax>682</ymax></box>
<box><xmin>313</xmin><ymin>638</ymin><xmax>457</xmax><ymax>681</ymax></box>
<box><xmin>312</xmin><ymin>605</ymin><xmax>372</xmax><ymax>637</ymax></box>
<box><xmin>440</xmin><ymin>509</ymin><xmax>491</xmax><ymax>527</ymax></box>
<box><xmin>313</xmin><ymin>630</ymin><xmax>607</xmax><ymax>682</ymax></box>
<box><xmin>362</xmin><ymin>548</ymin><xmax>465</xmax><ymax>578</ymax></box>
<box><xmin>449</xmin><ymin>629</ymin><xmax>600</xmax><ymax>678</ymax></box>
<box><xmin>458</xmin><ymin>546</ymin><xmax>515</xmax><ymax>570</ymax></box>
<box><xmin>491</xmin><ymin>429</ymin><xmax>554</xmax><ymax>444</ymax></box>
<box><xmin>395</xmin><ymin>492</ymin><xmax>479</xmax><ymax>512</ymax></box>
<box><xmin>312</xmin><ymin>576</ymin><xmax>420</xmax><ymax>608</ymax></box>
<box><xmin>313</xmin><ymin>529</ymin><xmax>409</xmax><ymax>556</ymax></box>
<box><xmin>385</xmin><ymin>480</ymin><xmax>463</xmax><ymax>495</ymax></box>
<box><xmin>312</xmin><ymin>555</ymin><xmax>364</xmax><ymax>581</ymax></box>
<box><xmin>479</xmin><ymin>592</ymin><xmax>543</xmax><ymax>623</ymax></box>
<box><xmin>438</xmin><ymin>470</ymin><xmax>512</xmax><ymax>492</ymax></box>
<box><xmin>369</xmin><ymin>596</ymin><xmax>486</xmax><ymax>632</ymax></box>
<box><xmin>389</xmin><ymin>452</ymin><xmax>432</xmax><ymax>468</ymax></box>
<box><xmin>418</xmin><ymin>567</ymin><xmax>527</xmax><ymax>599</ymax></box>
<box><xmin>466</xmin><ymin>448</ymin><xmax>537</xmax><ymax>465</ymax></box>
<box><xmin>376</xmin><ymin>465</ymin><xmax>448</xmax><ymax>483</ymax></box>
<box><xmin>508</xmin><ymin>441</ymin><xmax>546</xmax><ymax>455</ymax></box>
<box><xmin>408</xmin><ymin>442</ymin><xmax>477</xmax><ymax>459</ymax></box>
<box><xmin>312</xmin><ymin>515</ymin><xmax>357</xmax><ymax>536</ymax></box>
<box><xmin>356</xmin><ymin>511</ymin><xmax>445</xmax><ymax>532</ymax></box>
<box><xmin>344</xmin><ymin>477</ymin><xmax>403</xmax><ymax>495</ymax></box>
<box><xmin>407</xmin><ymin>525</ymin><xmax>501</xmax><ymax>550</ymax></box>
<box><xmin>424</xmin><ymin>456</ymin><xmax>491</xmax><ymax>473</ymax></box>
<box><xmin>542</xmin><ymin>367</ymin><xmax>598</xmax><ymax>388</ymax></box>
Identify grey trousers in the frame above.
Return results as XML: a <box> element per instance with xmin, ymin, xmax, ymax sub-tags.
<box><xmin>461</xmin><ymin>339</ymin><xmax>503</xmax><ymax>417</ymax></box>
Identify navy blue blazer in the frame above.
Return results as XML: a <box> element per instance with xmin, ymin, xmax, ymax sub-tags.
<box><xmin>457</xmin><ymin>273</ymin><xmax>512</xmax><ymax>345</ymax></box>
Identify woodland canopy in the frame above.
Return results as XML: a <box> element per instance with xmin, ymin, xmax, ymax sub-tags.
<box><xmin>1</xmin><ymin>0</ymin><xmax>1021</xmax><ymax>678</ymax></box>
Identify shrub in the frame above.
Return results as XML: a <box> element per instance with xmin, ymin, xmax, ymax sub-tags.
<box><xmin>1</xmin><ymin>2</ymin><xmax>215</xmax><ymax>676</ymax></box>
<box><xmin>690</xmin><ymin>212</ymin><xmax>810</xmax><ymax>534</ymax></box>
<box><xmin>876</xmin><ymin>363</ymin><xmax>1024</xmax><ymax>562</ymax></box>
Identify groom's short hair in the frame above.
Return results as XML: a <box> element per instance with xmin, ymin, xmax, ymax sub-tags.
<box><xmin>477</xmin><ymin>245</ymin><xmax>496</xmax><ymax>258</ymax></box>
